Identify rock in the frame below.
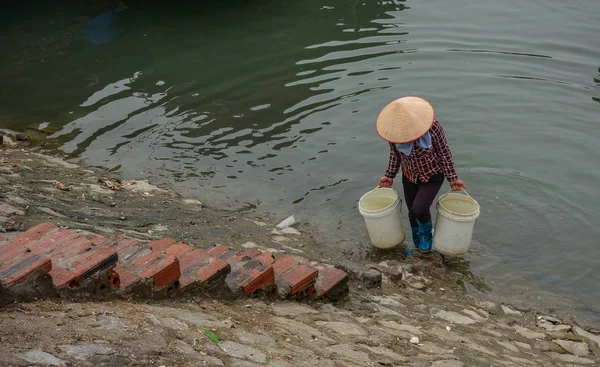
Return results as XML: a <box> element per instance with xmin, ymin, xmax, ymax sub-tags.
<box><xmin>434</xmin><ymin>310</ymin><xmax>477</xmax><ymax>325</ymax></box>
<box><xmin>464</xmin><ymin>341</ymin><xmax>498</xmax><ymax>357</ymax></box>
<box><xmin>182</xmin><ymin>198</ymin><xmax>203</xmax><ymax>205</ymax></box>
<box><xmin>17</xmin><ymin>350</ymin><xmax>66</xmax><ymax>366</ymax></box>
<box><xmin>323</xmin><ymin>344</ymin><xmax>370</xmax><ymax>363</ymax></box>
<box><xmin>513</xmin><ymin>341</ymin><xmax>532</xmax><ymax>350</ymax></box>
<box><xmin>534</xmin><ymin>340</ymin><xmax>565</xmax><ymax>353</ymax></box>
<box><xmin>122</xmin><ymin>179</ymin><xmax>167</xmax><ymax>193</ymax></box>
<box><xmin>496</xmin><ymin>340</ymin><xmax>519</xmax><ymax>352</ymax></box>
<box><xmin>0</xmin><ymin>216</ymin><xmax>22</xmax><ymax>231</ymax></box>
<box><xmin>545</xmin><ymin>352</ymin><xmax>596</xmax><ymax>364</ymax></box>
<box><xmin>234</xmin><ymin>331</ymin><xmax>276</xmax><ymax>346</ymax></box>
<box><xmin>461</xmin><ymin>309</ymin><xmax>487</xmax><ymax>321</ymax></box>
<box><xmin>0</xmin><ymin>129</ymin><xmax>30</xmax><ymax>141</ymax></box>
<box><xmin>406</xmin><ymin>279</ymin><xmax>426</xmax><ymax>290</ymax></box>
<box><xmin>504</xmin><ymin>355</ymin><xmax>537</xmax><ymax>366</ymax></box>
<box><xmin>59</xmin><ymin>344</ymin><xmax>115</xmax><ymax>360</ymax></box>
<box><xmin>88</xmin><ymin>316</ymin><xmax>133</xmax><ymax>330</ymax></box>
<box><xmin>539</xmin><ymin>315</ymin><xmax>562</xmax><ymax>324</ymax></box>
<box><xmin>0</xmin><ymin>203</ymin><xmax>25</xmax><ymax>217</ymax></box>
<box><xmin>355</xmin><ymin>317</ymin><xmax>371</xmax><ymax>324</ymax></box>
<box><xmin>482</xmin><ymin>328</ymin><xmax>504</xmax><ymax>337</ymax></box>
<box><xmin>159</xmin><ymin>317</ymin><xmax>189</xmax><ymax>331</ymax></box>
<box><xmin>378</xmin><ymin>321</ymin><xmax>424</xmax><ymax>336</ymax></box>
<box><xmin>271</xmin><ymin>303</ymin><xmax>318</xmax><ymax>316</ymax></box>
<box><xmin>241</xmin><ymin>242</ymin><xmax>258</xmax><ymax>249</ymax></box>
<box><xmin>373</xmin><ymin>304</ymin><xmax>408</xmax><ymax>319</ymax></box>
<box><xmin>272</xmin><ymin>317</ymin><xmax>334</xmax><ymax>343</ymax></box>
<box><xmin>36</xmin><ymin>207</ymin><xmax>67</xmax><ymax>218</ymax></box>
<box><xmin>513</xmin><ymin>325</ymin><xmax>546</xmax><ymax>340</ymax></box>
<box><xmin>335</xmin><ymin>262</ymin><xmax>382</xmax><ymax>289</ymax></box>
<box><xmin>431</xmin><ymin>361</ymin><xmax>465</xmax><ymax>367</ymax></box>
<box><xmin>537</xmin><ymin>319</ymin><xmax>572</xmax><ymax>332</ymax></box>
<box><xmin>371</xmin><ymin>296</ymin><xmax>402</xmax><ymax>307</ymax></box>
<box><xmin>367</xmin><ymin>261</ymin><xmax>403</xmax><ymax>281</ymax></box>
<box><xmin>269</xmin><ymin>360</ymin><xmax>293</xmax><ymax>367</ymax></box>
<box><xmin>361</xmin><ymin>345</ymin><xmax>408</xmax><ymax>363</ymax></box>
<box><xmin>170</xmin><ymin>340</ymin><xmax>197</xmax><ymax>355</ymax></box>
<box><xmin>200</xmin><ymin>355</ymin><xmax>226</xmax><ymax>366</ymax></box>
<box><xmin>573</xmin><ymin>326</ymin><xmax>600</xmax><ymax>348</ymax></box>
<box><xmin>143</xmin><ymin>305</ymin><xmax>224</xmax><ymax>328</ymax></box>
<box><xmin>361</xmin><ymin>269</ymin><xmax>382</xmax><ymax>289</ymax></box>
<box><xmin>316</xmin><ymin>321</ymin><xmax>367</xmax><ymax>336</ymax></box>
<box><xmin>501</xmin><ymin>305</ymin><xmax>522</xmax><ymax>316</ymax></box>
<box><xmin>410</xmin><ymin>336</ymin><xmax>420</xmax><ymax>344</ymax></box>
<box><xmin>553</xmin><ymin>339</ymin><xmax>590</xmax><ymax>356</ymax></box>
<box><xmin>229</xmin><ymin>360</ymin><xmax>264</xmax><ymax>367</ymax></box>
<box><xmin>418</xmin><ymin>341</ymin><xmax>453</xmax><ymax>355</ymax></box>
<box><xmin>426</xmin><ymin>326</ymin><xmax>465</xmax><ymax>343</ymax></box>
<box><xmin>281</xmin><ymin>227</ymin><xmax>301</xmax><ymax>235</ymax></box>
<box><xmin>219</xmin><ymin>341</ymin><xmax>266</xmax><ymax>364</ymax></box>
<box><xmin>1</xmin><ymin>135</ymin><xmax>17</xmax><ymax>147</ymax></box>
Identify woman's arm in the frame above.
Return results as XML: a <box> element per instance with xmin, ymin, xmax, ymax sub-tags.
<box><xmin>430</xmin><ymin>121</ymin><xmax>460</xmax><ymax>183</ymax></box>
<box><xmin>385</xmin><ymin>142</ymin><xmax>401</xmax><ymax>179</ymax></box>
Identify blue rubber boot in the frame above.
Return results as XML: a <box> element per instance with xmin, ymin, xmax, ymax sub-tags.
<box><xmin>412</xmin><ymin>227</ymin><xmax>420</xmax><ymax>248</ymax></box>
<box><xmin>417</xmin><ymin>220</ymin><xmax>433</xmax><ymax>253</ymax></box>
<box><xmin>403</xmin><ymin>227</ymin><xmax>420</xmax><ymax>257</ymax></box>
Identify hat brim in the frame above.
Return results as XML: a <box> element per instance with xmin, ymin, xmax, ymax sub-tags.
<box><xmin>376</xmin><ymin>96</ymin><xmax>435</xmax><ymax>143</ymax></box>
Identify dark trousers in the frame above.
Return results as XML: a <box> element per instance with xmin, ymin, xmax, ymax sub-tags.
<box><xmin>402</xmin><ymin>174</ymin><xmax>444</xmax><ymax>228</ymax></box>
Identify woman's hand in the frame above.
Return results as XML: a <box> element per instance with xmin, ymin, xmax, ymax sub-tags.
<box><xmin>450</xmin><ymin>179</ymin><xmax>467</xmax><ymax>191</ymax></box>
<box><xmin>379</xmin><ymin>176</ymin><xmax>393</xmax><ymax>187</ymax></box>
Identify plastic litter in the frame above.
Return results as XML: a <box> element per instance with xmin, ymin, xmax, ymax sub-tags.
<box><xmin>276</xmin><ymin>215</ymin><xmax>296</xmax><ymax>229</ymax></box>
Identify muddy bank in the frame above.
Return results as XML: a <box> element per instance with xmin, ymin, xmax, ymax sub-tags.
<box><xmin>0</xmin><ymin>146</ymin><xmax>345</xmax><ymax>265</ymax></box>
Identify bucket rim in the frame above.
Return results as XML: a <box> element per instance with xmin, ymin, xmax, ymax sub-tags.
<box><xmin>358</xmin><ymin>186</ymin><xmax>400</xmax><ymax>214</ymax></box>
<box><xmin>438</xmin><ymin>190</ymin><xmax>480</xmax><ymax>217</ymax></box>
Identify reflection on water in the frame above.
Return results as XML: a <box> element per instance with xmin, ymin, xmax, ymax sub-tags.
<box><xmin>2</xmin><ymin>0</ymin><xmax>600</xmax><ymax>323</ymax></box>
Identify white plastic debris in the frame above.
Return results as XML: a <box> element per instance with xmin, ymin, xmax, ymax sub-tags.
<box><xmin>276</xmin><ymin>215</ymin><xmax>296</xmax><ymax>229</ymax></box>
<box><xmin>446</xmin><ymin>325</ymin><xmax>452</xmax><ymax>331</ymax></box>
<box><xmin>410</xmin><ymin>336</ymin><xmax>420</xmax><ymax>344</ymax></box>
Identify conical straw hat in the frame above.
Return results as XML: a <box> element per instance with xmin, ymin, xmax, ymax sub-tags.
<box><xmin>376</xmin><ymin>96</ymin><xmax>435</xmax><ymax>143</ymax></box>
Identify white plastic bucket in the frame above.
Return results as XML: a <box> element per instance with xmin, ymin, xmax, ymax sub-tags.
<box><xmin>433</xmin><ymin>189</ymin><xmax>480</xmax><ymax>255</ymax></box>
<box><xmin>358</xmin><ymin>187</ymin><xmax>406</xmax><ymax>249</ymax></box>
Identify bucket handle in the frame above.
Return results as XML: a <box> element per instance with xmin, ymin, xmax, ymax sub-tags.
<box><xmin>374</xmin><ymin>185</ymin><xmax>400</xmax><ymax>198</ymax></box>
<box><xmin>441</xmin><ymin>188</ymin><xmax>473</xmax><ymax>199</ymax></box>
<box><xmin>362</xmin><ymin>186</ymin><xmax>402</xmax><ymax>212</ymax></box>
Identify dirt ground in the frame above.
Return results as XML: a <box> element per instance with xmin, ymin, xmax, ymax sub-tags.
<box><xmin>1</xmin><ymin>143</ymin><xmax>600</xmax><ymax>366</ymax></box>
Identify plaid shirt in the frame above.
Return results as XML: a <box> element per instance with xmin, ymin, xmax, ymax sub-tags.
<box><xmin>384</xmin><ymin>120</ymin><xmax>459</xmax><ymax>183</ymax></box>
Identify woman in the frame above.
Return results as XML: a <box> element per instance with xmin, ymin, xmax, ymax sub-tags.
<box><xmin>376</xmin><ymin>96</ymin><xmax>467</xmax><ymax>254</ymax></box>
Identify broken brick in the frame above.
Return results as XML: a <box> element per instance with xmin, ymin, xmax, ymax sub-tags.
<box><xmin>48</xmin><ymin>266</ymin><xmax>79</xmax><ymax>288</ymax></box>
<box><xmin>177</xmin><ymin>249</ymin><xmax>229</xmax><ymax>292</ymax></box>
<box><xmin>5</xmin><ymin>223</ymin><xmax>59</xmax><ymax>248</ymax></box>
<box><xmin>218</xmin><ymin>249</ymin><xmax>245</xmax><ymax>266</ymax></box>
<box><xmin>240</xmin><ymin>248</ymin><xmax>261</xmax><ymax>260</ymax></box>
<box><xmin>281</xmin><ymin>265</ymin><xmax>318</xmax><ymax>295</ymax></box>
<box><xmin>314</xmin><ymin>266</ymin><xmax>349</xmax><ymax>300</ymax></box>
<box><xmin>256</xmin><ymin>251</ymin><xmax>275</xmax><ymax>266</ymax></box>
<box><xmin>226</xmin><ymin>259</ymin><xmax>275</xmax><ymax>295</ymax></box>
<box><xmin>114</xmin><ymin>267</ymin><xmax>142</xmax><ymax>289</ymax></box>
<box><xmin>27</xmin><ymin>230</ymin><xmax>79</xmax><ymax>255</ymax></box>
<box><xmin>271</xmin><ymin>256</ymin><xmax>318</xmax><ymax>298</ymax></box>
<box><xmin>165</xmin><ymin>243</ymin><xmax>194</xmax><ymax>258</ymax></box>
<box><xmin>147</xmin><ymin>238</ymin><xmax>177</xmax><ymax>252</ymax></box>
<box><xmin>0</xmin><ymin>253</ymin><xmax>52</xmax><ymax>289</ymax></box>
<box><xmin>203</xmin><ymin>243</ymin><xmax>230</xmax><ymax>257</ymax></box>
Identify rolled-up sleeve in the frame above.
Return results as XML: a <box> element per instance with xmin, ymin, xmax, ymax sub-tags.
<box><xmin>431</xmin><ymin>121</ymin><xmax>459</xmax><ymax>183</ymax></box>
<box><xmin>385</xmin><ymin>142</ymin><xmax>401</xmax><ymax>178</ymax></box>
